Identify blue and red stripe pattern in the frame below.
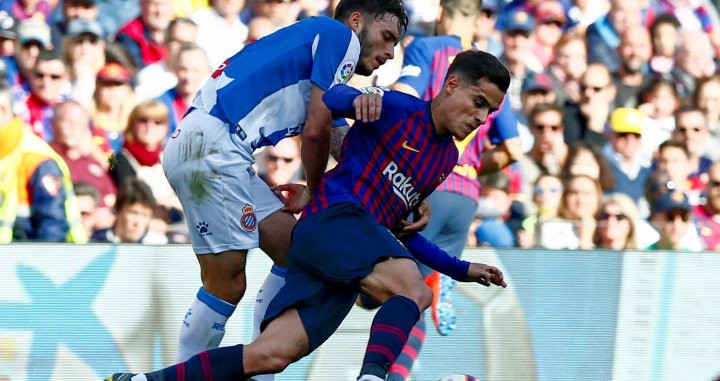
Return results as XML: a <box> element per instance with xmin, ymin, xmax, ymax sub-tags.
<box><xmin>305</xmin><ymin>85</ymin><xmax>458</xmax><ymax>230</ymax></box>
<box><xmin>396</xmin><ymin>35</ymin><xmax>464</xmax><ymax>100</ymax></box>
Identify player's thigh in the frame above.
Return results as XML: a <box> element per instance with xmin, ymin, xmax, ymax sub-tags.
<box><xmin>359</xmin><ymin>257</ymin><xmax>432</xmax><ymax>308</ymax></box>
<box><xmin>197</xmin><ymin>249</ymin><xmax>249</xmax><ymax>303</ymax></box>
<box><xmin>246</xmin><ymin>308</ymin><xmax>310</xmax><ymax>373</ymax></box>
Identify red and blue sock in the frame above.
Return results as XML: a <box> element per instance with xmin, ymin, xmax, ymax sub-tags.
<box><xmin>145</xmin><ymin>344</ymin><xmax>245</xmax><ymax>380</ymax></box>
<box><xmin>359</xmin><ymin>295</ymin><xmax>421</xmax><ymax>379</ymax></box>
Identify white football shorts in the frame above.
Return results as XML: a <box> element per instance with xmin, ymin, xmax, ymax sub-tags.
<box><xmin>163</xmin><ymin>108</ymin><xmax>284</xmax><ymax>254</ymax></box>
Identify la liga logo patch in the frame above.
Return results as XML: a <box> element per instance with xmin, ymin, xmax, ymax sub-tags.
<box><xmin>335</xmin><ymin>61</ymin><xmax>355</xmax><ymax>84</ymax></box>
<box><xmin>240</xmin><ymin>204</ymin><xmax>257</xmax><ymax>232</ymax></box>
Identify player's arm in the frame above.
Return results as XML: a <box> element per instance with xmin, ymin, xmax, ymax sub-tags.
<box><xmin>390</xmin><ymin>38</ymin><xmax>429</xmax><ymax>98</ymax></box>
<box><xmin>400</xmin><ymin>233</ymin><xmax>506</xmax><ymax>287</ymax></box>
<box><xmin>322</xmin><ymin>84</ymin><xmax>383</xmax><ymax>121</ymax></box>
<box><xmin>299</xmin><ymin>84</ymin><xmax>334</xmax><ymax>209</ymax></box>
<box><xmin>479</xmin><ymin>97</ymin><xmax>522</xmax><ymax>175</ymax></box>
<box><xmin>329</xmin><ymin>124</ymin><xmax>350</xmax><ymax>161</ymax></box>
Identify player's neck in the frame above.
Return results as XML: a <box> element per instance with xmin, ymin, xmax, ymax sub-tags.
<box><xmin>429</xmin><ymin>98</ymin><xmax>449</xmax><ymax>138</ymax></box>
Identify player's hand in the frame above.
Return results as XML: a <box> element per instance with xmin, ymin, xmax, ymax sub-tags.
<box><xmin>396</xmin><ymin>199</ymin><xmax>432</xmax><ymax>237</ymax></box>
<box><xmin>272</xmin><ymin>183</ymin><xmax>311</xmax><ymax>214</ymax></box>
<box><xmin>353</xmin><ymin>93</ymin><xmax>382</xmax><ymax>123</ymax></box>
<box><xmin>464</xmin><ymin>263</ymin><xmax>506</xmax><ymax>288</ymax></box>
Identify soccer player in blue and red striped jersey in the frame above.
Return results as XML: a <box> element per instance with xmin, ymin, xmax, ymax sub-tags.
<box><xmin>107</xmin><ymin>50</ymin><xmax>509</xmax><ymax>381</ymax></box>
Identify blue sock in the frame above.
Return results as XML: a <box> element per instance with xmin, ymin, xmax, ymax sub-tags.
<box><xmin>360</xmin><ymin>295</ymin><xmax>421</xmax><ymax>378</ymax></box>
<box><xmin>145</xmin><ymin>344</ymin><xmax>245</xmax><ymax>380</ymax></box>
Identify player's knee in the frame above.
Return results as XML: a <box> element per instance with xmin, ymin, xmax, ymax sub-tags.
<box><xmin>414</xmin><ymin>283</ymin><xmax>434</xmax><ymax>312</ymax></box>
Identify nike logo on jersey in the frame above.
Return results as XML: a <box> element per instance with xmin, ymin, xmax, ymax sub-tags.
<box><xmin>402</xmin><ymin>141</ymin><xmax>419</xmax><ymax>153</ymax></box>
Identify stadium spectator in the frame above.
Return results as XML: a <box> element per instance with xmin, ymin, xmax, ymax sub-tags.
<box><xmin>563</xmin><ymin>141</ymin><xmax>615</xmax><ymax>193</ymax></box>
<box><xmin>92</xmin><ymin>177</ymin><xmax>168</xmax><ymax>244</ymax></box>
<box><xmin>0</xmin><ymin>83</ymin><xmax>86</xmax><ymax>243</ymax></box>
<box><xmin>655</xmin><ymin>140</ymin><xmax>700</xmax><ymax>204</ymax></box>
<box><xmin>564</xmin><ymin>63</ymin><xmax>616</xmax><ymax>147</ymax></box>
<box><xmin>472</xmin><ymin>0</ymin><xmax>502</xmax><ymax>58</ymax></box>
<box><xmin>115</xmin><ymin>0</ymin><xmax>172</xmax><ymax>69</ymax></box>
<box><xmin>192</xmin><ymin>0</ymin><xmax>248</xmax><ymax>68</ymax></box>
<box><xmin>649</xmin><ymin>13</ymin><xmax>680</xmax><ymax>75</ymax></box>
<box><xmin>516</xmin><ymin>71</ymin><xmax>557</xmax><ymax>152</ymax></box>
<box><xmin>593</xmin><ymin>193</ymin><xmax>640</xmax><ymax>250</ymax></box>
<box><xmin>48</xmin><ymin>0</ymin><xmax>102</xmax><ymax>51</ymax></box>
<box><xmin>547</xmin><ymin>33</ymin><xmax>587</xmax><ymax>105</ymax></box>
<box><xmin>259</xmin><ymin>137</ymin><xmax>302</xmax><ymax>188</ymax></box>
<box><xmin>555</xmin><ymin>174</ymin><xmax>603</xmax><ymax>249</ymax></box>
<box><xmin>109</xmin><ymin>100</ymin><xmax>181</xmax><ymax>213</ymax></box>
<box><xmin>614</xmin><ymin>25</ymin><xmax>653</xmax><ymax>108</ymax></box>
<box><xmin>518</xmin><ymin>173</ymin><xmax>563</xmax><ymax>248</ymax></box>
<box><xmin>519</xmin><ymin>103</ymin><xmax>568</xmax><ymax>210</ymax></box>
<box><xmin>694</xmin><ymin>75</ymin><xmax>720</xmax><ymax>143</ymax></box>
<box><xmin>245</xmin><ymin>15</ymin><xmax>275</xmax><ymax>43</ymax></box>
<box><xmin>585</xmin><ymin>0</ymin><xmax>644</xmax><ymax>73</ymax></box>
<box><xmin>14</xmin><ymin>17</ymin><xmax>52</xmax><ymax>89</ymax></box>
<box><xmin>23</xmin><ymin>49</ymin><xmax>70</xmax><ymax>142</ymax></box>
<box><xmin>135</xmin><ymin>17</ymin><xmax>198</xmax><ymax>101</ymax></box>
<box><xmin>672</xmin><ymin>30</ymin><xmax>718</xmax><ymax>98</ymax></box>
<box><xmin>251</xmin><ymin>0</ymin><xmax>302</xmax><ymax>29</ymax></box>
<box><xmin>474</xmin><ymin>171</ymin><xmax>515</xmax><ymax>247</ymax></box>
<box><xmin>602</xmin><ymin>107</ymin><xmax>653</xmax><ymax>204</ymax></box>
<box><xmin>90</xmin><ymin>62</ymin><xmax>135</xmax><ymax>152</ymax></box>
<box><xmin>566</xmin><ymin>0</ymin><xmax>610</xmax><ymax>34</ymax></box>
<box><xmin>500</xmin><ymin>8</ymin><xmax>542</xmax><ymax>112</ymax></box>
<box><xmin>693</xmin><ymin>161</ymin><xmax>720</xmax><ymax>250</ymax></box>
<box><xmin>530</xmin><ymin>0</ymin><xmax>566</xmax><ymax>67</ymax></box>
<box><xmin>639</xmin><ymin>78</ymin><xmax>681</xmax><ymax>158</ymax></box>
<box><xmin>647</xmin><ymin>190</ymin><xmax>697</xmax><ymax>250</ymax></box>
<box><xmin>0</xmin><ymin>14</ymin><xmax>19</xmax><ymax>57</ymax></box>
<box><xmin>157</xmin><ymin>43</ymin><xmax>210</xmax><ymax>132</ymax></box>
<box><xmin>49</xmin><ymin>100</ymin><xmax>116</xmax><ymax>207</ymax></box>
<box><xmin>12</xmin><ymin>0</ymin><xmax>52</xmax><ymax>21</ymax></box>
<box><xmin>62</xmin><ymin>18</ymin><xmax>106</xmax><ymax>107</ymax></box>
<box><xmin>672</xmin><ymin>106</ymin><xmax>714</xmax><ymax>179</ymax></box>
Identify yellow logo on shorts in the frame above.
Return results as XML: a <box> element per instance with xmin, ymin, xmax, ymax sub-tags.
<box><xmin>240</xmin><ymin>204</ymin><xmax>257</xmax><ymax>232</ymax></box>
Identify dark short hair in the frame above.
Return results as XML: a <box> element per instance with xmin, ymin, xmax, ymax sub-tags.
<box><xmin>440</xmin><ymin>0</ymin><xmax>481</xmax><ymax>18</ymax></box>
<box><xmin>650</xmin><ymin>13</ymin><xmax>680</xmax><ymax>36</ymax></box>
<box><xmin>333</xmin><ymin>0</ymin><xmax>409</xmax><ymax>37</ymax></box>
<box><xmin>529</xmin><ymin>102</ymin><xmax>563</xmax><ymax>123</ymax></box>
<box><xmin>658</xmin><ymin>139</ymin><xmax>689</xmax><ymax>158</ymax></box>
<box><xmin>73</xmin><ymin>182</ymin><xmax>99</xmax><ymax>203</ymax></box>
<box><xmin>35</xmin><ymin>48</ymin><xmax>64</xmax><ymax>66</ymax></box>
<box><xmin>445</xmin><ymin>50</ymin><xmax>511</xmax><ymax>92</ymax></box>
<box><xmin>115</xmin><ymin>177</ymin><xmax>157</xmax><ymax>212</ymax></box>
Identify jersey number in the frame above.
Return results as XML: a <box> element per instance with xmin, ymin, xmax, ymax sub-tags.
<box><xmin>212</xmin><ymin>60</ymin><xmax>229</xmax><ymax>79</ymax></box>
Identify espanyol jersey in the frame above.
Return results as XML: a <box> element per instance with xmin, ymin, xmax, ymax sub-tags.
<box><xmin>396</xmin><ymin>35</ymin><xmax>464</xmax><ymax>100</ymax></box>
<box><xmin>303</xmin><ymin>85</ymin><xmax>458</xmax><ymax>230</ymax></box>
<box><xmin>191</xmin><ymin>17</ymin><xmax>360</xmax><ymax>153</ymax></box>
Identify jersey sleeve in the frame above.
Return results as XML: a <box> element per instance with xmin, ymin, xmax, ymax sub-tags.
<box><xmin>487</xmin><ymin>96</ymin><xmax>519</xmax><ymax>144</ymax></box>
<box><xmin>310</xmin><ymin>27</ymin><xmax>361</xmax><ymax>91</ymax></box>
<box><xmin>395</xmin><ymin>39</ymin><xmax>432</xmax><ymax>99</ymax></box>
<box><xmin>323</xmin><ymin>85</ymin><xmax>423</xmax><ymax>128</ymax></box>
<box><xmin>400</xmin><ymin>233</ymin><xmax>470</xmax><ymax>281</ymax></box>
<box><xmin>28</xmin><ymin>159</ymin><xmax>69</xmax><ymax>242</ymax></box>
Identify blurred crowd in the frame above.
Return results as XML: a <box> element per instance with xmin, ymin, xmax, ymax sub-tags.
<box><xmin>2</xmin><ymin>0</ymin><xmax>720</xmax><ymax>252</ymax></box>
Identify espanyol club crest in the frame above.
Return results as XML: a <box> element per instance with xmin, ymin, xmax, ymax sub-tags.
<box><xmin>240</xmin><ymin>204</ymin><xmax>257</xmax><ymax>232</ymax></box>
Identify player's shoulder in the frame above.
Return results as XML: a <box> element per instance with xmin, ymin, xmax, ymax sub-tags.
<box><xmin>407</xmin><ymin>35</ymin><xmax>461</xmax><ymax>51</ymax></box>
<box><xmin>296</xmin><ymin>16</ymin><xmax>351</xmax><ymax>35</ymax></box>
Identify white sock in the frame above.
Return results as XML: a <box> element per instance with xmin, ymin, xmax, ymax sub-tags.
<box><xmin>357</xmin><ymin>375</ymin><xmax>384</xmax><ymax>381</ymax></box>
<box><xmin>130</xmin><ymin>375</ymin><xmax>147</xmax><ymax>381</ymax></box>
<box><xmin>250</xmin><ymin>265</ymin><xmax>287</xmax><ymax>381</ymax></box>
<box><xmin>175</xmin><ymin>287</ymin><xmax>236</xmax><ymax>363</ymax></box>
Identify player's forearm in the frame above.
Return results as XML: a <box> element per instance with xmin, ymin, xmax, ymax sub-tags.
<box><xmin>323</xmin><ymin>84</ymin><xmax>362</xmax><ymax>119</ymax></box>
<box><xmin>329</xmin><ymin>125</ymin><xmax>350</xmax><ymax>161</ymax></box>
<box><xmin>400</xmin><ymin>233</ymin><xmax>470</xmax><ymax>281</ymax></box>
<box><xmin>478</xmin><ymin>137</ymin><xmax>522</xmax><ymax>175</ymax></box>
<box><xmin>302</xmin><ymin>129</ymin><xmax>330</xmax><ymax>194</ymax></box>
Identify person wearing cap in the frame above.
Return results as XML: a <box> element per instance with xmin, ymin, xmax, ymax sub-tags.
<box><xmin>585</xmin><ymin>0</ymin><xmax>644</xmax><ymax>73</ymax></box>
<box><xmin>0</xmin><ymin>14</ymin><xmax>19</xmax><ymax>57</ymax></box>
<box><xmin>49</xmin><ymin>0</ymin><xmax>101</xmax><ymax>52</ymax></box>
<box><xmin>602</xmin><ymin>107</ymin><xmax>652</xmax><ymax>203</ymax></box>
<box><xmin>647</xmin><ymin>190</ymin><xmax>699</xmax><ymax>250</ymax></box>
<box><xmin>531</xmin><ymin>0</ymin><xmax>567</xmax><ymax>66</ymax></box>
<box><xmin>471</xmin><ymin>0</ymin><xmax>502</xmax><ymax>58</ymax></box>
<box><xmin>91</xmin><ymin>61</ymin><xmax>135</xmax><ymax>152</ymax></box>
<box><xmin>499</xmin><ymin>8</ymin><xmax>543</xmax><ymax>113</ymax></box>
<box><xmin>14</xmin><ymin>17</ymin><xmax>52</xmax><ymax>89</ymax></box>
<box><xmin>191</xmin><ymin>0</ymin><xmax>248</xmax><ymax>69</ymax></box>
<box><xmin>516</xmin><ymin>71</ymin><xmax>557</xmax><ymax>152</ymax></box>
<box><xmin>157</xmin><ymin>43</ymin><xmax>211</xmax><ymax>134</ymax></box>
<box><xmin>115</xmin><ymin>0</ymin><xmax>173</xmax><ymax>69</ymax></box>
<box><xmin>63</xmin><ymin>18</ymin><xmax>106</xmax><ymax>107</ymax></box>
<box><xmin>693</xmin><ymin>161</ymin><xmax>720</xmax><ymax>251</ymax></box>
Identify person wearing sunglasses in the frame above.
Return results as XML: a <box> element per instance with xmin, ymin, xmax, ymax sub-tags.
<box><xmin>260</xmin><ymin>137</ymin><xmax>302</xmax><ymax>188</ymax></box>
<box><xmin>693</xmin><ymin>161</ymin><xmax>720</xmax><ymax>251</ymax></box>
<box><xmin>647</xmin><ymin>190</ymin><xmax>699</xmax><ymax>251</ymax></box>
<box><xmin>24</xmin><ymin>49</ymin><xmax>69</xmax><ymax>142</ymax></box>
<box><xmin>517</xmin><ymin>173</ymin><xmax>563</xmax><ymax>248</ymax></box>
<box><xmin>672</xmin><ymin>106</ymin><xmax>714</xmax><ymax>182</ymax></box>
<box><xmin>593</xmin><ymin>193</ymin><xmax>639</xmax><ymax>250</ymax></box>
<box><xmin>521</xmin><ymin>103</ymin><xmax>567</xmax><ymax>188</ymax></box>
